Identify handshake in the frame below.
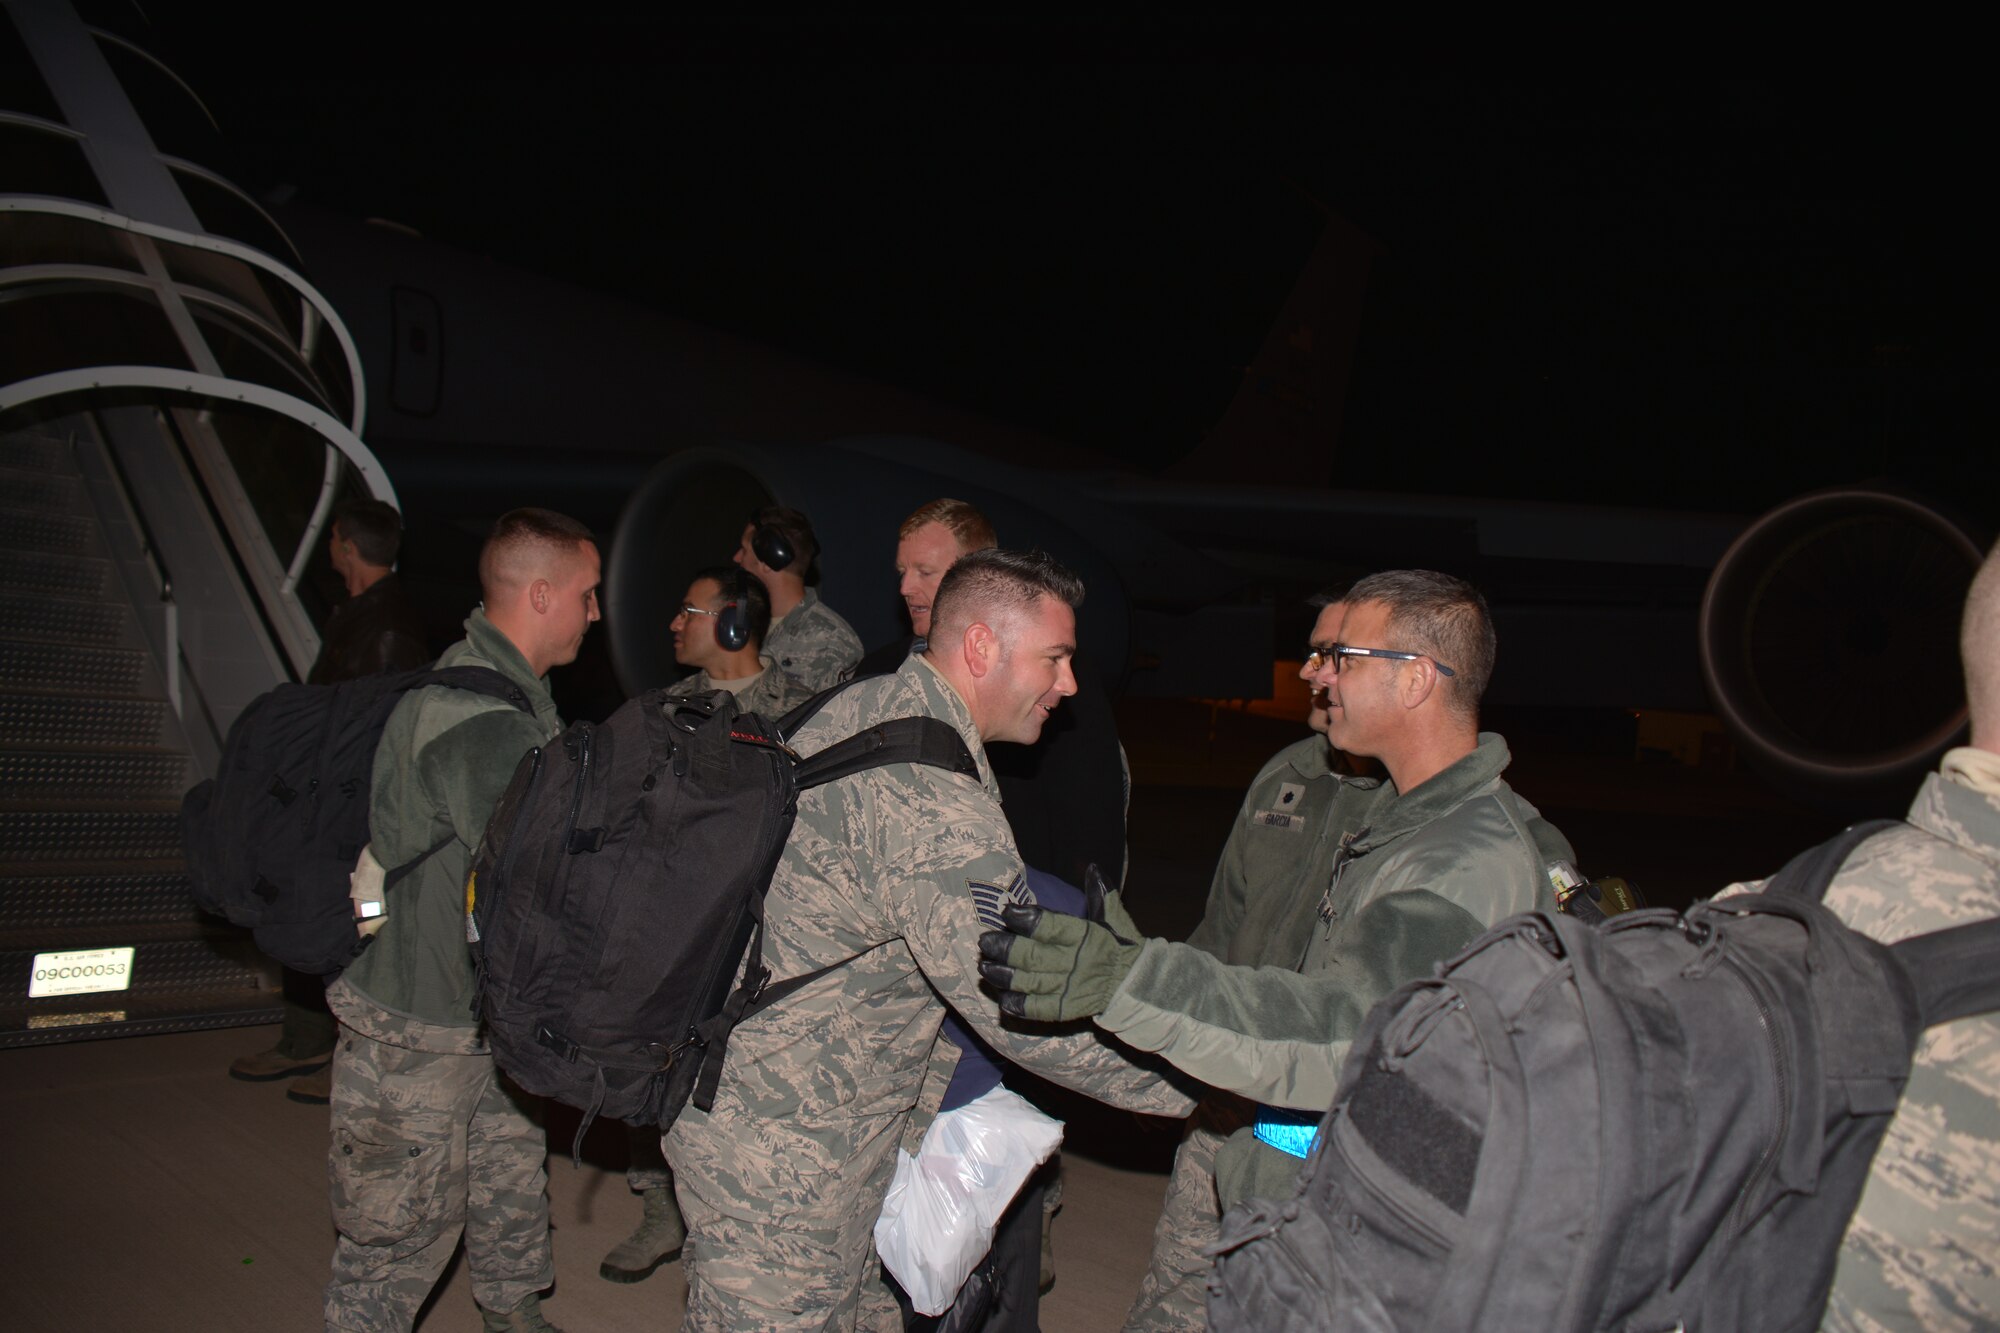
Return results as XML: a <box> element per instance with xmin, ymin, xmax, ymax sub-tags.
<box><xmin>976</xmin><ymin>865</ymin><xmax>1146</xmax><ymax>1022</ymax></box>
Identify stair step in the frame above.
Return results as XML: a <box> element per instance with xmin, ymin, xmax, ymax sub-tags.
<box><xmin>0</xmin><ymin>933</ymin><xmax>274</xmax><ymax>998</ymax></box>
<box><xmin>0</xmin><ymin>809</ymin><xmax>185</xmax><ymax>863</ymax></box>
<box><xmin>0</xmin><ymin>509</ymin><xmax>98</xmax><ymax>557</ymax></box>
<box><xmin>0</xmin><ymin>595</ymin><xmax>126</xmax><ymax>648</ymax></box>
<box><xmin>0</xmin><ymin>987</ymin><xmax>283</xmax><ymax>1048</ymax></box>
<box><xmin>0</xmin><ymin>640</ymin><xmax>146</xmax><ymax>695</ymax></box>
<box><xmin>0</xmin><ymin>870</ymin><xmax>200</xmax><ymax>936</ymax></box>
<box><xmin>0</xmin><ymin>550</ymin><xmax>110</xmax><ymax>600</ymax></box>
<box><xmin>0</xmin><ymin>435</ymin><xmax>64</xmax><ymax>473</ymax></box>
<box><xmin>0</xmin><ymin>694</ymin><xmax>170</xmax><ymax>748</ymax></box>
<box><xmin>0</xmin><ymin>750</ymin><xmax>191</xmax><ymax>802</ymax></box>
<box><xmin>0</xmin><ymin>469</ymin><xmax>81</xmax><ymax>513</ymax></box>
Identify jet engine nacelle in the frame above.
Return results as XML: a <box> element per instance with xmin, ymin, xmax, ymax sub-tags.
<box><xmin>1699</xmin><ymin>487</ymin><xmax>1986</xmax><ymax>809</ymax></box>
<box><xmin>605</xmin><ymin>441</ymin><xmax>1133</xmax><ymax>697</ymax></box>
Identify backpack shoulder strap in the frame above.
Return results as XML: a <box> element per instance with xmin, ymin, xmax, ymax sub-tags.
<box><xmin>1763</xmin><ymin>817</ymin><xmax>2000</xmax><ymax>1027</ymax></box>
<box><xmin>776</xmin><ymin>675</ymin><xmax>871</xmax><ymax>740</ymax></box>
<box><xmin>1891</xmin><ymin>918</ymin><xmax>2000</xmax><ymax>1027</ymax></box>
<box><xmin>794</xmin><ymin>716</ymin><xmax>977</xmax><ymax>789</ymax></box>
<box><xmin>1763</xmin><ymin>818</ymin><xmax>1904</xmax><ymax>901</ymax></box>
<box><xmin>688</xmin><ymin>714</ymin><xmax>975</xmax><ymax>1116</ymax></box>
<box><xmin>423</xmin><ymin>665</ymin><xmax>536</xmax><ymax>715</ymax></box>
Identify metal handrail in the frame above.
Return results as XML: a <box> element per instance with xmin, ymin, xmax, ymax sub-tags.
<box><xmin>75</xmin><ymin>424</ymin><xmax>188</xmax><ymax>721</ymax></box>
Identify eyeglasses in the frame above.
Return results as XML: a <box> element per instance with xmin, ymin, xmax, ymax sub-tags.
<box><xmin>1304</xmin><ymin>644</ymin><xmax>1456</xmax><ymax>678</ymax></box>
<box><xmin>677</xmin><ymin>603</ymin><xmax>721</xmax><ymax>620</ymax></box>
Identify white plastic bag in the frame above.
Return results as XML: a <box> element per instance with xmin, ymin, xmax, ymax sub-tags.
<box><xmin>874</xmin><ymin>1085</ymin><xmax>1064</xmax><ymax>1315</ymax></box>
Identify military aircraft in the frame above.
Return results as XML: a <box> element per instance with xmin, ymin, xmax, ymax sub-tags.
<box><xmin>1</xmin><ymin>0</ymin><xmax>1984</xmax><ymax>1053</ymax></box>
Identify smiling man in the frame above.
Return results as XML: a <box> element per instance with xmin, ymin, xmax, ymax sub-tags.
<box><xmin>665</xmin><ymin>548</ymin><xmax>1192</xmax><ymax>1333</ymax></box>
<box><xmin>981</xmin><ymin>570</ymin><xmax>1573</xmax><ymax>1238</ymax></box>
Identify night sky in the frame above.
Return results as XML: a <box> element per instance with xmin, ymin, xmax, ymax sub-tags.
<box><xmin>151</xmin><ymin>13</ymin><xmax>1990</xmax><ymax>526</ymax></box>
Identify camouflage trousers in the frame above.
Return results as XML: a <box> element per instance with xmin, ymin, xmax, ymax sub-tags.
<box><xmin>323</xmin><ymin>1020</ymin><xmax>553</xmax><ymax>1332</ymax></box>
<box><xmin>676</xmin><ymin>1145</ymin><xmax>906</xmax><ymax>1333</ymax></box>
<box><xmin>1124</xmin><ymin>1097</ymin><xmax>1251</xmax><ymax>1333</ymax></box>
<box><xmin>627</xmin><ymin>1120</ymin><xmax>674</xmax><ymax>1192</ymax></box>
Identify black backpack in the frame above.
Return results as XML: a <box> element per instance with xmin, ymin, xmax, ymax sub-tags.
<box><xmin>1206</xmin><ymin>821</ymin><xmax>2000</xmax><ymax>1333</ymax></box>
<box><xmin>181</xmin><ymin>666</ymin><xmax>531</xmax><ymax>975</ymax></box>
<box><xmin>466</xmin><ymin>681</ymin><xmax>974</xmax><ymax>1146</ymax></box>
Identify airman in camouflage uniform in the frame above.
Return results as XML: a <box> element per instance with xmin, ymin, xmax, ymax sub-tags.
<box><xmin>733</xmin><ymin>506</ymin><xmax>863</xmax><ymax>688</ymax></box>
<box><xmin>604</xmin><ymin>565</ymin><xmax>813</xmax><ymax>1283</ymax></box>
<box><xmin>1734</xmin><ymin>541</ymin><xmax>2000</xmax><ymax>1333</ymax></box>
<box><xmin>662</xmin><ymin>566</ymin><xmax>816</xmax><ymax>718</ymax></box>
<box><xmin>1811</xmin><ymin>755</ymin><xmax>2000</xmax><ymax>1333</ymax></box>
<box><xmin>665</xmin><ymin>549</ymin><xmax>1193</xmax><ymax>1332</ymax></box>
<box><xmin>324</xmin><ymin>510</ymin><xmax>599</xmax><ymax>1333</ymax></box>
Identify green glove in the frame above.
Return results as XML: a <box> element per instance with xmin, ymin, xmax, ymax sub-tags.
<box><xmin>978</xmin><ymin>880</ymin><xmax>1144</xmax><ymax>1022</ymax></box>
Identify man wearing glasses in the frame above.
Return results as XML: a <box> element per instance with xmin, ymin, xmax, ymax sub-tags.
<box><xmin>981</xmin><ymin>569</ymin><xmax>1574</xmax><ymax>1252</ymax></box>
<box><xmin>600</xmin><ymin>564</ymin><xmax>814</xmax><ymax>1283</ymax></box>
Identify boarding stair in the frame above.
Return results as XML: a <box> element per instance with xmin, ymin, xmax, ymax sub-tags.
<box><xmin>0</xmin><ymin>428</ymin><xmax>278</xmax><ymax>1046</ymax></box>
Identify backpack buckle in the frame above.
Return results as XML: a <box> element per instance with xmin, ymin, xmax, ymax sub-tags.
<box><xmin>535</xmin><ymin>1025</ymin><xmax>580</xmax><ymax>1062</ymax></box>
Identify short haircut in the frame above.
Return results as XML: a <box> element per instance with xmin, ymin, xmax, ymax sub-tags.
<box><xmin>1964</xmin><ymin>539</ymin><xmax>2000</xmax><ymax>743</ymax></box>
<box><xmin>479</xmin><ymin>507</ymin><xmax>595</xmax><ymax>602</ymax></box>
<box><xmin>334</xmin><ymin>499</ymin><xmax>402</xmax><ymax>567</ymax></box>
<box><xmin>693</xmin><ymin>563</ymin><xmax>771</xmax><ymax>650</ymax></box>
<box><xmin>1346</xmin><ymin>569</ymin><xmax>1496</xmax><ymax>718</ymax></box>
<box><xmin>899</xmin><ymin>498</ymin><xmax>998</xmax><ymax>553</ymax></box>
<box><xmin>929</xmin><ymin>547</ymin><xmax>1084</xmax><ymax>645</ymax></box>
<box><xmin>752</xmin><ymin>506</ymin><xmax>819</xmax><ymax>573</ymax></box>
<box><xmin>1306</xmin><ymin>581</ymin><xmax>1354</xmax><ymax>612</ymax></box>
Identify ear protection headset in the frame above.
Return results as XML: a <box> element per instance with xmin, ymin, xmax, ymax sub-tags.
<box><xmin>715</xmin><ymin>569</ymin><xmax>753</xmax><ymax>652</ymax></box>
<box><xmin>750</xmin><ymin>522</ymin><xmax>795</xmax><ymax>572</ymax></box>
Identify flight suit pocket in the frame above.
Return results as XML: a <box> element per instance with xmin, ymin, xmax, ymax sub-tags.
<box><xmin>329</xmin><ymin>1127</ymin><xmax>448</xmax><ymax>1246</ymax></box>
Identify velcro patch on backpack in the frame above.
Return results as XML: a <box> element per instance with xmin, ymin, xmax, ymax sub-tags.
<box><xmin>1343</xmin><ymin>1039</ymin><xmax>1482</xmax><ymax>1215</ymax></box>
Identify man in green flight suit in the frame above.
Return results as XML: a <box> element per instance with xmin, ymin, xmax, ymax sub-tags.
<box><xmin>1124</xmin><ymin>587</ymin><xmax>1386</xmax><ymax>1332</ymax></box>
<box><xmin>324</xmin><ymin>508</ymin><xmax>600</xmax><ymax>1333</ymax></box>
<box><xmin>982</xmin><ymin>570</ymin><xmax>1572</xmax><ymax>1222</ymax></box>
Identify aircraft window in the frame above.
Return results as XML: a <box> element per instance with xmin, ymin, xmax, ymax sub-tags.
<box><xmin>188</xmin><ymin>302</ymin><xmax>329</xmax><ymax>410</ymax></box>
<box><xmin>204</xmin><ymin>404</ymin><xmax>339</xmax><ymax>596</ymax></box>
<box><xmin>0</xmin><ymin>283</ymin><xmax>190</xmax><ymax>384</ymax></box>
<box><xmin>0</xmin><ymin>209</ymin><xmax>143</xmax><ymax>272</ymax></box>
<box><xmin>0</xmin><ymin>13</ymin><xmax>65</xmax><ymax>122</ymax></box>
<box><xmin>171</xmin><ymin>167</ymin><xmax>302</xmax><ymax>269</ymax></box>
<box><xmin>90</xmin><ymin>32</ymin><xmax>221</xmax><ymax>165</ymax></box>
<box><xmin>0</xmin><ymin>121</ymin><xmax>110</xmax><ymax>206</ymax></box>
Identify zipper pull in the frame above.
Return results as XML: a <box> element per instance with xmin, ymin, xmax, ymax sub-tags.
<box><xmin>1318</xmin><ymin>826</ymin><xmax>1370</xmax><ymax>937</ymax></box>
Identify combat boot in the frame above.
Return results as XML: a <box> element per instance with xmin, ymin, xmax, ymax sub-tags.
<box><xmin>598</xmin><ymin>1186</ymin><xmax>685</xmax><ymax>1282</ymax></box>
<box><xmin>228</xmin><ymin>1042</ymin><xmax>330</xmax><ymax>1082</ymax></box>
<box><xmin>478</xmin><ymin>1295</ymin><xmax>562</xmax><ymax>1331</ymax></box>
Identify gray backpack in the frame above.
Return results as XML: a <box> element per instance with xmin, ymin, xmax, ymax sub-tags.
<box><xmin>1206</xmin><ymin>821</ymin><xmax>2000</xmax><ymax>1333</ymax></box>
